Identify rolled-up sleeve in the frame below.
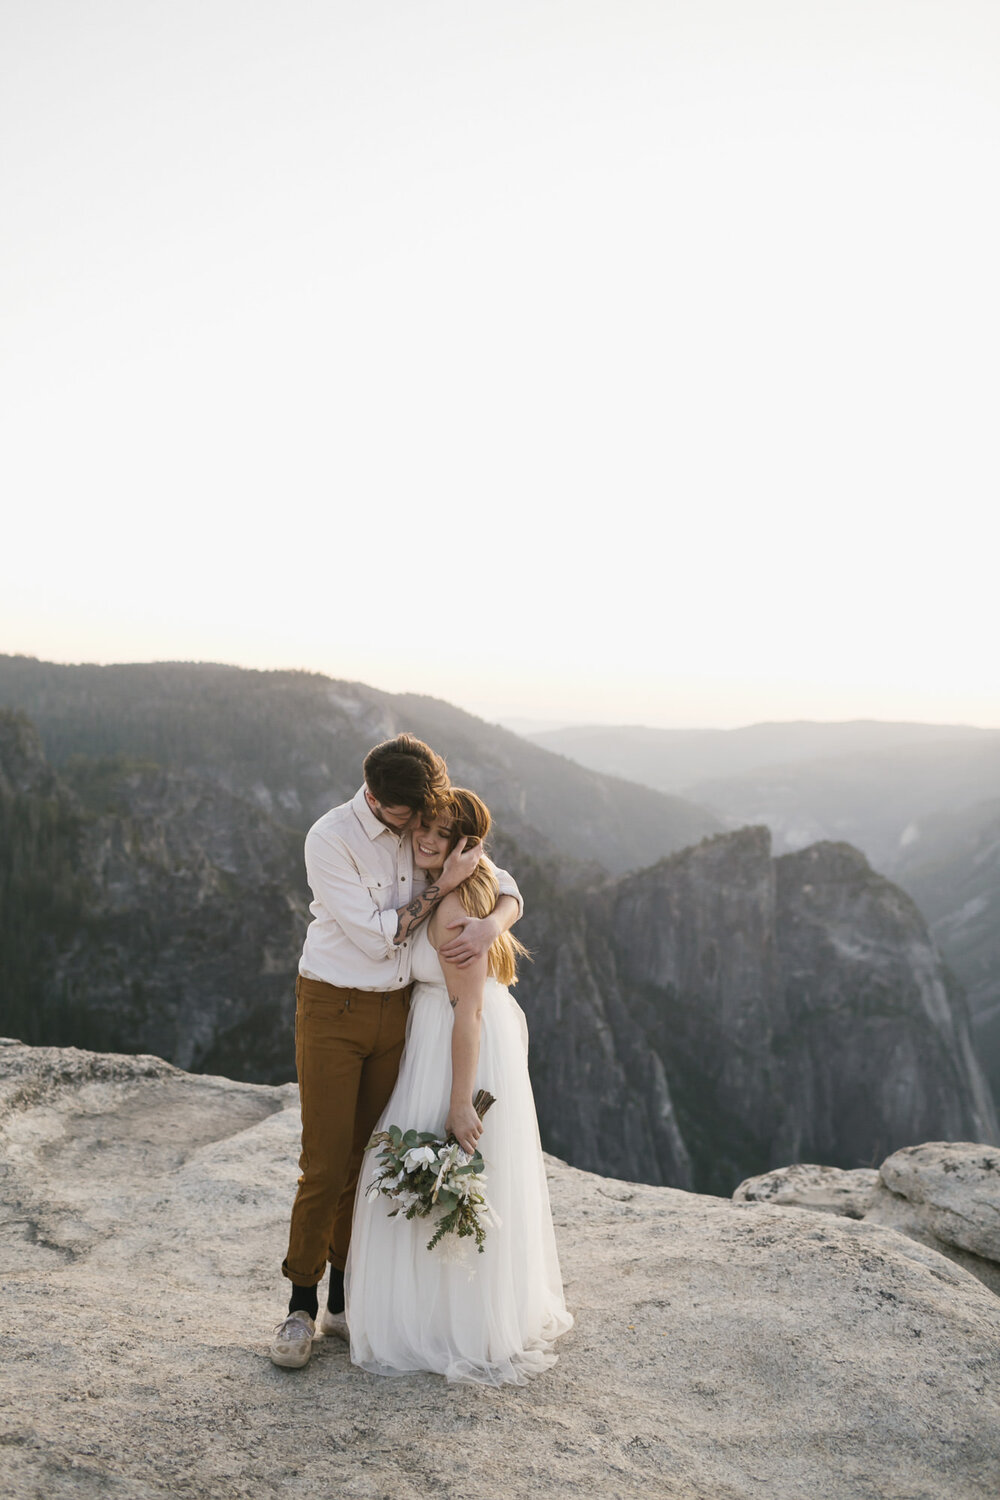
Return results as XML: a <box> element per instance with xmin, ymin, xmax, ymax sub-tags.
<box><xmin>304</xmin><ymin>826</ymin><xmax>399</xmax><ymax>959</ymax></box>
<box><xmin>486</xmin><ymin>857</ymin><xmax>524</xmax><ymax>920</ymax></box>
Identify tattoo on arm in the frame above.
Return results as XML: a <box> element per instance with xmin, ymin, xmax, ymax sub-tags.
<box><xmin>393</xmin><ymin>882</ymin><xmax>444</xmax><ymax>945</ymax></box>
<box><xmin>450</xmin><ymin>993</ymin><xmax>459</xmax><ymax>1009</ymax></box>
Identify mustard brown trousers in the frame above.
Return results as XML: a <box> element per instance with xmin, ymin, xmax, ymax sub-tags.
<box><xmin>281</xmin><ymin>974</ymin><xmax>412</xmax><ymax>1287</ymax></box>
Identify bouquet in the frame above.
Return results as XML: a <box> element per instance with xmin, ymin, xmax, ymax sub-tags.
<box><xmin>365</xmin><ymin>1090</ymin><xmax>497</xmax><ymax>1253</ymax></box>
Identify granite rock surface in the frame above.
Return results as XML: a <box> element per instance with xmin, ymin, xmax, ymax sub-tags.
<box><xmin>732</xmin><ymin>1163</ymin><xmax>879</xmax><ymax>1219</ymax></box>
<box><xmin>3</xmin><ymin>1042</ymin><xmax>1000</xmax><ymax>1500</ymax></box>
<box><xmin>863</xmin><ymin>1141</ymin><xmax>1000</xmax><ymax>1296</ymax></box>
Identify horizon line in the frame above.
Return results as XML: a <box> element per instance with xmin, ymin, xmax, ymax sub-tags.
<box><xmin>3</xmin><ymin>652</ymin><xmax>999</xmax><ymax>736</ymax></box>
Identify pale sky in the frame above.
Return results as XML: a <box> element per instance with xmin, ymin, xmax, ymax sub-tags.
<box><xmin>2</xmin><ymin>1</ymin><xmax>998</xmax><ymax>729</ymax></box>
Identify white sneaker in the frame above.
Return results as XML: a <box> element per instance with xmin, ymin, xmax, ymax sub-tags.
<box><xmin>269</xmin><ymin>1310</ymin><xmax>315</xmax><ymax>1368</ymax></box>
<box><xmin>319</xmin><ymin>1306</ymin><xmax>349</xmax><ymax>1342</ymax></box>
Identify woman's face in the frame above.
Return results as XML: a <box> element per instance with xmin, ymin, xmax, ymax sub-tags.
<box><xmin>412</xmin><ymin>813</ymin><xmax>456</xmax><ymax>874</ymax></box>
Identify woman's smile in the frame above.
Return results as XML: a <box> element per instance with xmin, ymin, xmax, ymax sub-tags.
<box><xmin>412</xmin><ymin>816</ymin><xmax>453</xmax><ymax>871</ymax></box>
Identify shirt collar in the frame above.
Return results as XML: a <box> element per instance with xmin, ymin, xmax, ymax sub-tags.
<box><xmin>352</xmin><ymin>784</ymin><xmax>399</xmax><ymax>843</ymax></box>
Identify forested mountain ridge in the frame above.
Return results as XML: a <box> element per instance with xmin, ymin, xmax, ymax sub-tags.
<box><xmin>0</xmin><ymin>709</ymin><xmax>308</xmax><ymax>1074</ymax></box>
<box><xmin>0</xmin><ymin>656</ymin><xmax>721</xmax><ymax>876</ymax></box>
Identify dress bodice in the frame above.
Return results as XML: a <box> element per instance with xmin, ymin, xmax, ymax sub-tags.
<box><xmin>411</xmin><ymin>922</ymin><xmax>448</xmax><ymax>988</ymax></box>
<box><xmin>409</xmin><ymin>924</ymin><xmax>520</xmax><ymax>1026</ymax></box>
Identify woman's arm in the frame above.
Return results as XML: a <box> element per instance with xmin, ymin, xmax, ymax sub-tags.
<box><xmin>432</xmin><ymin>893</ymin><xmax>488</xmax><ymax>1154</ymax></box>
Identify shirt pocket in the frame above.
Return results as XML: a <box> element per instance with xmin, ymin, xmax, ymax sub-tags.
<box><xmin>358</xmin><ymin>868</ymin><xmax>389</xmax><ymax>906</ymax></box>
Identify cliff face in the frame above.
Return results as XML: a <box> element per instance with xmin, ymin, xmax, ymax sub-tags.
<box><xmin>507</xmin><ymin>853</ymin><xmax>696</xmax><ymax>1190</ymax></box>
<box><xmin>515</xmin><ymin>829</ymin><xmax>998</xmax><ymax>1196</ymax></box>
<box><xmin>892</xmin><ymin>798</ymin><xmax>1000</xmax><ymax>1102</ymax></box>
<box><xmin>773</xmin><ymin>842</ymin><xmax>998</xmax><ymax>1167</ymax></box>
<box><xmin>2</xmin><ymin>707</ymin><xmax>995</xmax><ymax>1196</ymax></box>
<box><xmin>605</xmin><ymin>827</ymin><xmax>786</xmax><ymax>1188</ymax></box>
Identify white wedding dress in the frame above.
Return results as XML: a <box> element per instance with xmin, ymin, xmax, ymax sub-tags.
<box><xmin>345</xmin><ymin>924</ymin><xmax>573</xmax><ymax>1385</ymax></box>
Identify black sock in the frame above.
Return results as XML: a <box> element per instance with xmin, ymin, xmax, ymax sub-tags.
<box><xmin>288</xmin><ymin>1282</ymin><xmax>318</xmax><ymax>1320</ymax></box>
<box><xmin>327</xmin><ymin>1267</ymin><xmax>345</xmax><ymax>1315</ymax></box>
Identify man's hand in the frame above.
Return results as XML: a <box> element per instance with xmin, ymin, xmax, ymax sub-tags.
<box><xmin>439</xmin><ymin>835</ymin><xmax>484</xmax><ymax>894</ymax></box>
<box><xmin>438</xmin><ymin>913</ymin><xmax>500</xmax><ymax>968</ymax></box>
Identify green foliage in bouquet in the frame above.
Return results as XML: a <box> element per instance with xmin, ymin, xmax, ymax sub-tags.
<box><xmin>366</xmin><ymin>1091</ymin><xmax>496</xmax><ymax>1254</ymax></box>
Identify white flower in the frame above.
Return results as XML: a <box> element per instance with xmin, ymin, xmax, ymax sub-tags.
<box><xmin>403</xmin><ymin>1145</ymin><xmax>437</xmax><ymax>1171</ymax></box>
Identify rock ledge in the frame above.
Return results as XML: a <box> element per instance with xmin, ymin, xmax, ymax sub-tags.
<box><xmin>3</xmin><ymin>1043</ymin><xmax>1000</xmax><ymax>1500</ymax></box>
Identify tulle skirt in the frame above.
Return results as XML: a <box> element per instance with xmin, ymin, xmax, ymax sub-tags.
<box><xmin>346</xmin><ymin>978</ymin><xmax>573</xmax><ymax>1385</ymax></box>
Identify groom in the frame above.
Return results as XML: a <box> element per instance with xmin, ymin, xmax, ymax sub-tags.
<box><xmin>270</xmin><ymin>732</ymin><xmax>523</xmax><ymax>1368</ymax></box>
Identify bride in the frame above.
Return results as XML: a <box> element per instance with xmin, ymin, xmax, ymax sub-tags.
<box><xmin>345</xmin><ymin>789</ymin><xmax>573</xmax><ymax>1385</ymax></box>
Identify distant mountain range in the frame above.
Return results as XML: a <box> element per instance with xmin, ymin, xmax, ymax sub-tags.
<box><xmin>530</xmin><ymin>719</ymin><xmax>1000</xmax><ymax>804</ymax></box>
<box><xmin>1</xmin><ymin>657</ymin><xmax>996</xmax><ymax>1191</ymax></box>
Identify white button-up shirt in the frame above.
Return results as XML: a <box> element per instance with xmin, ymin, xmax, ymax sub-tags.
<box><xmin>298</xmin><ymin>786</ymin><xmax>523</xmax><ymax>990</ymax></box>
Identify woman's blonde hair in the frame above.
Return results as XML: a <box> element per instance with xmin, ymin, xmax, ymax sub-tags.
<box><xmin>441</xmin><ymin>788</ymin><xmax>529</xmax><ymax>986</ymax></box>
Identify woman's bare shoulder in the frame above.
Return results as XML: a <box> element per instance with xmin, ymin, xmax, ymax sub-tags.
<box><xmin>427</xmin><ymin>890</ymin><xmax>467</xmax><ymax>949</ymax></box>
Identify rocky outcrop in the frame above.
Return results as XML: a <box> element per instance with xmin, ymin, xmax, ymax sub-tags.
<box><xmin>732</xmin><ymin>1162</ymin><xmax>879</xmax><ymax>1219</ymax></box>
<box><xmin>874</xmin><ymin>1142</ymin><xmax>1000</xmax><ymax>1260</ymax></box>
<box><xmin>517</xmin><ymin>829</ymin><xmax>998</xmax><ymax>1195</ymax></box>
<box><xmin>864</xmin><ymin>1142</ymin><xmax>1000</xmax><ymax>1295</ymax></box>
<box><xmin>3</xmin><ymin>1042</ymin><xmax>1000</xmax><ymax>1500</ymax></box>
<box><xmin>771</xmin><ymin>842</ymin><xmax>998</xmax><ymax>1167</ymax></box>
<box><xmin>734</xmin><ymin>1142</ymin><xmax>1000</xmax><ymax>1298</ymax></box>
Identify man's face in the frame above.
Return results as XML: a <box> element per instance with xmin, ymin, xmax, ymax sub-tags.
<box><xmin>364</xmin><ymin>790</ymin><xmax>416</xmax><ymax>832</ymax></box>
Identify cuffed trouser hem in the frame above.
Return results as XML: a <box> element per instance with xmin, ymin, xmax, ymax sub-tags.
<box><xmin>280</xmin><ymin>1260</ymin><xmax>321</xmax><ymax>1288</ymax></box>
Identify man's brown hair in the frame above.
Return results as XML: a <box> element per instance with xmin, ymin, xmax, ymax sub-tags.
<box><xmin>363</xmin><ymin>733</ymin><xmax>449</xmax><ymax>815</ymax></box>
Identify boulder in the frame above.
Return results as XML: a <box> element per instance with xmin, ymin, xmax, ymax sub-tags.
<box><xmin>733</xmin><ymin>1162</ymin><xmax>879</xmax><ymax>1219</ymax></box>
<box><xmin>863</xmin><ymin>1141</ymin><xmax>1000</xmax><ymax>1296</ymax></box>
